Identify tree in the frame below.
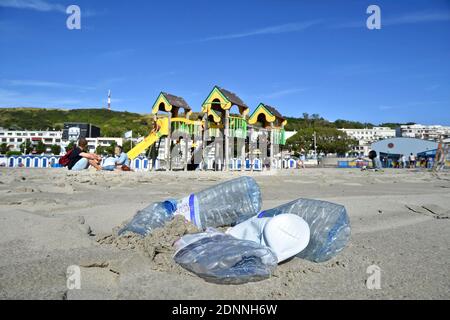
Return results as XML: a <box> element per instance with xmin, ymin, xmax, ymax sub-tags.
<box><xmin>95</xmin><ymin>141</ymin><xmax>117</xmax><ymax>156</ymax></box>
<box><xmin>20</xmin><ymin>140</ymin><xmax>33</xmax><ymax>154</ymax></box>
<box><xmin>50</xmin><ymin>144</ymin><xmax>61</xmax><ymax>155</ymax></box>
<box><xmin>96</xmin><ymin>145</ymin><xmax>107</xmax><ymax>155</ymax></box>
<box><xmin>102</xmin><ymin>127</ymin><xmax>123</xmax><ymax>137</ymax></box>
<box><xmin>6</xmin><ymin>151</ymin><xmax>22</xmax><ymax>156</ymax></box>
<box><xmin>0</xmin><ymin>143</ymin><xmax>10</xmax><ymax>155</ymax></box>
<box><xmin>334</xmin><ymin>119</ymin><xmax>374</xmax><ymax>129</ymax></box>
<box><xmin>66</xmin><ymin>141</ymin><xmax>75</xmax><ymax>151</ymax></box>
<box><xmin>286</xmin><ymin>127</ymin><xmax>357</xmax><ymax>156</ymax></box>
<box><xmin>122</xmin><ymin>139</ymin><xmax>132</xmax><ymax>153</ymax></box>
<box><xmin>105</xmin><ymin>141</ymin><xmax>118</xmax><ymax>155</ymax></box>
<box><xmin>302</xmin><ymin>112</ymin><xmax>310</xmax><ymax>127</ymax></box>
<box><xmin>35</xmin><ymin>141</ymin><xmax>46</xmax><ymax>154</ymax></box>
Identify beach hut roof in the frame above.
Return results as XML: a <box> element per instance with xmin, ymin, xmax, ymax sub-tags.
<box><xmin>263</xmin><ymin>104</ymin><xmax>285</xmax><ymax>121</ymax></box>
<box><xmin>216</xmin><ymin>87</ymin><xmax>248</xmax><ymax>109</ymax></box>
<box><xmin>201</xmin><ymin>86</ymin><xmax>249</xmax><ymax>118</ymax></box>
<box><xmin>248</xmin><ymin>103</ymin><xmax>287</xmax><ymax>127</ymax></box>
<box><xmin>161</xmin><ymin>92</ymin><xmax>191</xmax><ymax>111</ymax></box>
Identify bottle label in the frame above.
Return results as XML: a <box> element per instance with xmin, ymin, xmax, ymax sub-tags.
<box><xmin>174</xmin><ymin>194</ymin><xmax>199</xmax><ymax>227</ymax></box>
<box><xmin>257</xmin><ymin>211</ymin><xmax>267</xmax><ymax>218</ymax></box>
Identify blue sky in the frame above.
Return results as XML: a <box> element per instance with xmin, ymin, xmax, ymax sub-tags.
<box><xmin>0</xmin><ymin>0</ymin><xmax>449</xmax><ymax>125</ymax></box>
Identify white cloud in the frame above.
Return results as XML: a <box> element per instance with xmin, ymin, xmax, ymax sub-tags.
<box><xmin>379</xmin><ymin>105</ymin><xmax>394</xmax><ymax>111</ymax></box>
<box><xmin>0</xmin><ymin>88</ymin><xmax>20</xmax><ymax>98</ymax></box>
<box><xmin>0</xmin><ymin>89</ymin><xmax>68</xmax><ymax>108</ymax></box>
<box><xmin>425</xmin><ymin>84</ymin><xmax>440</xmax><ymax>92</ymax></box>
<box><xmin>190</xmin><ymin>20</ymin><xmax>322</xmax><ymax>43</ymax></box>
<box><xmin>0</xmin><ymin>88</ymin><xmax>97</xmax><ymax>108</ymax></box>
<box><xmin>261</xmin><ymin>88</ymin><xmax>308</xmax><ymax>99</ymax></box>
<box><xmin>385</xmin><ymin>11</ymin><xmax>450</xmax><ymax>26</ymax></box>
<box><xmin>378</xmin><ymin>100</ymin><xmax>447</xmax><ymax>111</ymax></box>
<box><xmin>0</xmin><ymin>0</ymin><xmax>66</xmax><ymax>12</ymax></box>
<box><xmin>0</xmin><ymin>77</ymin><xmax>130</xmax><ymax>108</ymax></box>
<box><xmin>99</xmin><ymin>49</ymin><xmax>135</xmax><ymax>59</ymax></box>
<box><xmin>335</xmin><ymin>10</ymin><xmax>450</xmax><ymax>29</ymax></box>
<box><xmin>3</xmin><ymin>79</ymin><xmax>95</xmax><ymax>91</ymax></box>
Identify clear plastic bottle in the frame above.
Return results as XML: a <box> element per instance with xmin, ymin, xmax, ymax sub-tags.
<box><xmin>174</xmin><ymin>228</ymin><xmax>278</xmax><ymax>284</ymax></box>
<box><xmin>258</xmin><ymin>199</ymin><xmax>351</xmax><ymax>262</ymax></box>
<box><xmin>119</xmin><ymin>176</ymin><xmax>262</xmax><ymax>236</ymax></box>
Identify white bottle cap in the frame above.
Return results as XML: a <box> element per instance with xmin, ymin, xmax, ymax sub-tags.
<box><xmin>262</xmin><ymin>214</ymin><xmax>310</xmax><ymax>263</ymax></box>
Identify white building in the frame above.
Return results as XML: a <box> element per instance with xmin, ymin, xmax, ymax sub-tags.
<box><xmin>0</xmin><ymin>128</ymin><xmax>62</xmax><ymax>152</ymax></box>
<box><xmin>339</xmin><ymin>127</ymin><xmax>396</xmax><ymax>156</ymax></box>
<box><xmin>396</xmin><ymin>124</ymin><xmax>450</xmax><ymax>141</ymax></box>
<box><xmin>0</xmin><ymin>128</ymin><xmax>123</xmax><ymax>155</ymax></box>
<box><xmin>85</xmin><ymin>137</ymin><xmax>123</xmax><ymax>154</ymax></box>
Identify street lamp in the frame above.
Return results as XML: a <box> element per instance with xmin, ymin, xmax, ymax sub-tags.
<box><xmin>313</xmin><ymin>131</ymin><xmax>317</xmax><ymax>158</ymax></box>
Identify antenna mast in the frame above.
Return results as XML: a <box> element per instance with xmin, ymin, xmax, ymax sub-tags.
<box><xmin>107</xmin><ymin>90</ymin><xmax>111</xmax><ymax>111</ymax></box>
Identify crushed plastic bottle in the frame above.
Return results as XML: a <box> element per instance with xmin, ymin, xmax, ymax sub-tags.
<box><xmin>258</xmin><ymin>199</ymin><xmax>351</xmax><ymax>262</ymax></box>
<box><xmin>174</xmin><ymin>228</ymin><xmax>278</xmax><ymax>284</ymax></box>
<box><xmin>119</xmin><ymin>176</ymin><xmax>262</xmax><ymax>236</ymax></box>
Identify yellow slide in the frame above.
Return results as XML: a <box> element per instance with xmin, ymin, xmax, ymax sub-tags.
<box><xmin>127</xmin><ymin>118</ymin><xmax>169</xmax><ymax>160</ymax></box>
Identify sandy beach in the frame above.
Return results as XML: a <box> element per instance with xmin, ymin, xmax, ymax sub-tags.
<box><xmin>0</xmin><ymin>167</ymin><xmax>449</xmax><ymax>300</ymax></box>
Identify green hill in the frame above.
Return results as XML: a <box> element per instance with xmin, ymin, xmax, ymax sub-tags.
<box><xmin>0</xmin><ymin>107</ymin><xmax>404</xmax><ymax>137</ymax></box>
<box><xmin>0</xmin><ymin>108</ymin><xmax>154</xmax><ymax>137</ymax></box>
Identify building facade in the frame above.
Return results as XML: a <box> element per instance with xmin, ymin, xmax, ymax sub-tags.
<box><xmin>62</xmin><ymin>123</ymin><xmax>101</xmax><ymax>141</ymax></box>
<box><xmin>0</xmin><ymin>128</ymin><xmax>62</xmax><ymax>152</ymax></box>
<box><xmin>85</xmin><ymin>137</ymin><xmax>123</xmax><ymax>154</ymax></box>
<box><xmin>339</xmin><ymin>127</ymin><xmax>396</xmax><ymax>156</ymax></box>
<box><xmin>396</xmin><ymin>124</ymin><xmax>450</xmax><ymax>140</ymax></box>
<box><xmin>0</xmin><ymin>128</ymin><xmax>123</xmax><ymax>155</ymax></box>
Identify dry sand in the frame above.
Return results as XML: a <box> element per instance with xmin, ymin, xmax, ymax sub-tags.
<box><xmin>0</xmin><ymin>167</ymin><xmax>449</xmax><ymax>300</ymax></box>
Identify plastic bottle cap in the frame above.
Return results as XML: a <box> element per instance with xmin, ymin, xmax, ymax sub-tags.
<box><xmin>263</xmin><ymin>214</ymin><xmax>310</xmax><ymax>263</ymax></box>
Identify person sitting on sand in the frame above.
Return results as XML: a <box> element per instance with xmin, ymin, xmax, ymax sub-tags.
<box><xmin>102</xmin><ymin>145</ymin><xmax>130</xmax><ymax>171</ymax></box>
<box><xmin>68</xmin><ymin>137</ymin><xmax>102</xmax><ymax>171</ymax></box>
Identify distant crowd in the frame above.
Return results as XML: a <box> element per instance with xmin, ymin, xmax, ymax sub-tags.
<box><xmin>368</xmin><ymin>150</ymin><xmax>436</xmax><ymax>170</ymax></box>
<box><xmin>381</xmin><ymin>153</ymin><xmax>435</xmax><ymax>169</ymax></box>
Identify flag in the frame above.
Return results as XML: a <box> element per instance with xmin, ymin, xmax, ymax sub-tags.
<box><xmin>124</xmin><ymin>130</ymin><xmax>132</xmax><ymax>139</ymax></box>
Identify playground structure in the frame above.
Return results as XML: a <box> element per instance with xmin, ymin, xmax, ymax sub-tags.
<box><xmin>432</xmin><ymin>139</ymin><xmax>450</xmax><ymax>171</ymax></box>
<box><xmin>126</xmin><ymin>86</ymin><xmax>289</xmax><ymax>171</ymax></box>
<box><xmin>248</xmin><ymin>103</ymin><xmax>287</xmax><ymax>170</ymax></box>
<box><xmin>126</xmin><ymin>117</ymin><xmax>169</xmax><ymax>161</ymax></box>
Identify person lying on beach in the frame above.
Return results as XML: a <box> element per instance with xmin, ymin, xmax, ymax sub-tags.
<box><xmin>102</xmin><ymin>145</ymin><xmax>130</xmax><ymax>171</ymax></box>
<box><xmin>68</xmin><ymin>137</ymin><xmax>102</xmax><ymax>171</ymax></box>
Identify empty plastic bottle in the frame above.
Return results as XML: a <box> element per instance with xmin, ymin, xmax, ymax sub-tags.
<box><xmin>174</xmin><ymin>228</ymin><xmax>278</xmax><ymax>284</ymax></box>
<box><xmin>258</xmin><ymin>199</ymin><xmax>351</xmax><ymax>262</ymax></box>
<box><xmin>119</xmin><ymin>176</ymin><xmax>262</xmax><ymax>236</ymax></box>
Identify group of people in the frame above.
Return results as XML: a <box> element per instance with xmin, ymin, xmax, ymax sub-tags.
<box><xmin>385</xmin><ymin>153</ymin><xmax>433</xmax><ymax>169</ymax></box>
<box><xmin>394</xmin><ymin>153</ymin><xmax>433</xmax><ymax>169</ymax></box>
<box><xmin>368</xmin><ymin>150</ymin><xmax>437</xmax><ymax>170</ymax></box>
<box><xmin>67</xmin><ymin>137</ymin><xmax>130</xmax><ymax>171</ymax></box>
